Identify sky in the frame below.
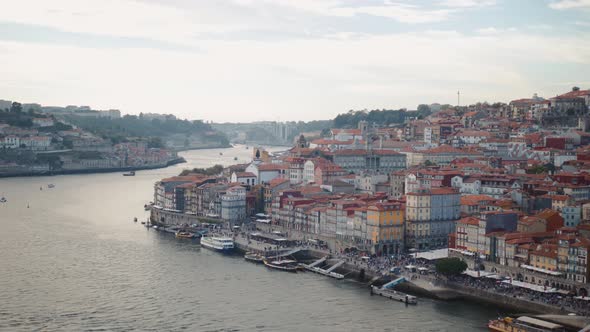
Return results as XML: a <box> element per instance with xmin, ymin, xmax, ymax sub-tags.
<box><xmin>0</xmin><ymin>0</ymin><xmax>589</xmax><ymax>122</ymax></box>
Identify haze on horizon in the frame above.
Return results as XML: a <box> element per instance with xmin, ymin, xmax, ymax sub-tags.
<box><xmin>0</xmin><ymin>0</ymin><xmax>589</xmax><ymax>123</ymax></box>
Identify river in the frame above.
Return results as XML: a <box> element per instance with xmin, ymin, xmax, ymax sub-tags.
<box><xmin>0</xmin><ymin>145</ymin><xmax>500</xmax><ymax>331</ymax></box>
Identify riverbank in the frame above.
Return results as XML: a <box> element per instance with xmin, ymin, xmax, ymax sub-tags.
<box><xmin>0</xmin><ymin>157</ymin><xmax>186</xmax><ymax>178</ymax></box>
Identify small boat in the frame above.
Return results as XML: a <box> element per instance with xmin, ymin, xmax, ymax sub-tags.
<box><xmin>200</xmin><ymin>236</ymin><xmax>234</xmax><ymax>253</ymax></box>
<box><xmin>47</xmin><ymin>184</ymin><xmax>55</xmax><ymax>188</ymax></box>
<box><xmin>263</xmin><ymin>259</ymin><xmax>299</xmax><ymax>272</ymax></box>
<box><xmin>133</xmin><ymin>217</ymin><xmax>138</xmax><ymax>222</ymax></box>
<box><xmin>152</xmin><ymin>225</ymin><xmax>158</xmax><ymax>229</ymax></box>
<box><xmin>244</xmin><ymin>252</ymin><xmax>265</xmax><ymax>263</ymax></box>
<box><xmin>233</xmin><ymin>157</ymin><xmax>238</xmax><ymax>161</ymax></box>
<box><xmin>141</xmin><ymin>221</ymin><xmax>146</xmax><ymax>225</ymax></box>
<box><xmin>0</xmin><ymin>197</ymin><xmax>6</xmax><ymax>203</ymax></box>
<box><xmin>123</xmin><ymin>171</ymin><xmax>135</xmax><ymax>176</ymax></box>
<box><xmin>219</xmin><ymin>152</ymin><xmax>223</xmax><ymax>155</ymax></box>
<box><xmin>40</xmin><ymin>187</ymin><xmax>43</xmax><ymax>191</ymax></box>
<box><xmin>175</xmin><ymin>231</ymin><xmax>196</xmax><ymax>239</ymax></box>
<box><xmin>144</xmin><ymin>204</ymin><xmax>151</xmax><ymax>211</ymax></box>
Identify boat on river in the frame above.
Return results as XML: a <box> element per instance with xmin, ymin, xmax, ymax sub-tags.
<box><xmin>175</xmin><ymin>231</ymin><xmax>196</xmax><ymax>239</ymax></box>
<box><xmin>47</xmin><ymin>184</ymin><xmax>55</xmax><ymax>188</ymax></box>
<box><xmin>200</xmin><ymin>236</ymin><xmax>234</xmax><ymax>253</ymax></box>
<box><xmin>0</xmin><ymin>197</ymin><xmax>6</xmax><ymax>203</ymax></box>
<box><xmin>123</xmin><ymin>171</ymin><xmax>135</xmax><ymax>176</ymax></box>
<box><xmin>244</xmin><ymin>252</ymin><xmax>265</xmax><ymax>263</ymax></box>
<box><xmin>263</xmin><ymin>259</ymin><xmax>299</xmax><ymax>272</ymax></box>
<box><xmin>488</xmin><ymin>316</ymin><xmax>565</xmax><ymax>332</ymax></box>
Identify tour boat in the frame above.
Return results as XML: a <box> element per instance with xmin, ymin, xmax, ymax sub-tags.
<box><xmin>200</xmin><ymin>236</ymin><xmax>234</xmax><ymax>253</ymax></box>
<box><xmin>123</xmin><ymin>171</ymin><xmax>135</xmax><ymax>176</ymax></box>
<box><xmin>263</xmin><ymin>259</ymin><xmax>299</xmax><ymax>272</ymax></box>
<box><xmin>488</xmin><ymin>316</ymin><xmax>564</xmax><ymax>332</ymax></box>
<box><xmin>244</xmin><ymin>252</ymin><xmax>265</xmax><ymax>263</ymax></box>
<box><xmin>175</xmin><ymin>231</ymin><xmax>196</xmax><ymax>239</ymax></box>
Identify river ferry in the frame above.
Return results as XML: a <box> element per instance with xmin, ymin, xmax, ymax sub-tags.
<box><xmin>488</xmin><ymin>316</ymin><xmax>565</xmax><ymax>332</ymax></box>
<box><xmin>200</xmin><ymin>236</ymin><xmax>234</xmax><ymax>253</ymax></box>
<box><xmin>263</xmin><ymin>259</ymin><xmax>299</xmax><ymax>272</ymax></box>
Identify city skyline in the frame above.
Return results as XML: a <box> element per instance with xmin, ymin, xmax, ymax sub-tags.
<box><xmin>0</xmin><ymin>0</ymin><xmax>589</xmax><ymax>122</ymax></box>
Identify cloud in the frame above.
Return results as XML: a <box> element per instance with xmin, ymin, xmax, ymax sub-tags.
<box><xmin>439</xmin><ymin>0</ymin><xmax>496</xmax><ymax>8</ymax></box>
<box><xmin>549</xmin><ymin>0</ymin><xmax>590</xmax><ymax>9</ymax></box>
<box><xmin>1</xmin><ymin>28</ymin><xmax>589</xmax><ymax>121</ymax></box>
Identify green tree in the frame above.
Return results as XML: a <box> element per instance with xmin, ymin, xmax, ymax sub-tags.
<box><xmin>435</xmin><ymin>258</ymin><xmax>468</xmax><ymax>276</ymax></box>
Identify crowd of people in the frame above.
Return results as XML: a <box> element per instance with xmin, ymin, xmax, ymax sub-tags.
<box><xmin>447</xmin><ymin>273</ymin><xmax>590</xmax><ymax>316</ymax></box>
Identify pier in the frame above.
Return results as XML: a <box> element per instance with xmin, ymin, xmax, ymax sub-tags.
<box><xmin>301</xmin><ymin>257</ymin><xmax>345</xmax><ymax>280</ymax></box>
<box><xmin>371</xmin><ymin>286</ymin><xmax>417</xmax><ymax>305</ymax></box>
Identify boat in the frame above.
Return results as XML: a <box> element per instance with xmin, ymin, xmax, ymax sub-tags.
<box><xmin>0</xmin><ymin>197</ymin><xmax>6</xmax><ymax>203</ymax></box>
<box><xmin>244</xmin><ymin>252</ymin><xmax>265</xmax><ymax>263</ymax></box>
<box><xmin>123</xmin><ymin>171</ymin><xmax>135</xmax><ymax>176</ymax></box>
<box><xmin>133</xmin><ymin>217</ymin><xmax>138</xmax><ymax>222</ymax></box>
<box><xmin>488</xmin><ymin>316</ymin><xmax>565</xmax><ymax>332</ymax></box>
<box><xmin>200</xmin><ymin>236</ymin><xmax>234</xmax><ymax>253</ymax></box>
<box><xmin>234</xmin><ymin>157</ymin><xmax>238</xmax><ymax>161</ymax></box>
<box><xmin>152</xmin><ymin>225</ymin><xmax>158</xmax><ymax>229</ymax></box>
<box><xmin>219</xmin><ymin>152</ymin><xmax>223</xmax><ymax>155</ymax></box>
<box><xmin>47</xmin><ymin>184</ymin><xmax>55</xmax><ymax>188</ymax></box>
<box><xmin>144</xmin><ymin>204</ymin><xmax>151</xmax><ymax>211</ymax></box>
<box><xmin>175</xmin><ymin>231</ymin><xmax>196</xmax><ymax>239</ymax></box>
<box><xmin>263</xmin><ymin>259</ymin><xmax>299</xmax><ymax>272</ymax></box>
<box><xmin>140</xmin><ymin>221</ymin><xmax>146</xmax><ymax>225</ymax></box>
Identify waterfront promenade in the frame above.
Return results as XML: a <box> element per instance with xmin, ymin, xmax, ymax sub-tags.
<box><xmin>205</xmin><ymin>222</ymin><xmax>590</xmax><ymax>317</ymax></box>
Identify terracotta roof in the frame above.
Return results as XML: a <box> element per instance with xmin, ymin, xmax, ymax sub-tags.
<box><xmin>235</xmin><ymin>172</ymin><xmax>256</xmax><ymax>178</ymax></box>
<box><xmin>458</xmin><ymin>216</ymin><xmax>480</xmax><ymax>226</ymax></box>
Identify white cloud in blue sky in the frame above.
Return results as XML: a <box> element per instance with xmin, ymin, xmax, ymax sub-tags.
<box><xmin>0</xmin><ymin>0</ymin><xmax>589</xmax><ymax>122</ymax></box>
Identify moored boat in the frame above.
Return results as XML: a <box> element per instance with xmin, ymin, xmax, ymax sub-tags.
<box><xmin>263</xmin><ymin>259</ymin><xmax>299</xmax><ymax>272</ymax></box>
<box><xmin>175</xmin><ymin>231</ymin><xmax>196</xmax><ymax>239</ymax></box>
<box><xmin>0</xmin><ymin>197</ymin><xmax>6</xmax><ymax>203</ymax></box>
<box><xmin>123</xmin><ymin>171</ymin><xmax>135</xmax><ymax>176</ymax></box>
<box><xmin>47</xmin><ymin>184</ymin><xmax>55</xmax><ymax>188</ymax></box>
<box><xmin>488</xmin><ymin>316</ymin><xmax>565</xmax><ymax>332</ymax></box>
<box><xmin>200</xmin><ymin>236</ymin><xmax>234</xmax><ymax>253</ymax></box>
<box><xmin>244</xmin><ymin>252</ymin><xmax>265</xmax><ymax>263</ymax></box>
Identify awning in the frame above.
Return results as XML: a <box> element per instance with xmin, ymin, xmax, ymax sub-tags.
<box><xmin>520</xmin><ymin>264</ymin><xmax>562</xmax><ymax>276</ymax></box>
<box><xmin>463</xmin><ymin>269</ymin><xmax>496</xmax><ymax>278</ymax></box>
<box><xmin>501</xmin><ymin>280</ymin><xmax>557</xmax><ymax>293</ymax></box>
<box><xmin>449</xmin><ymin>248</ymin><xmax>475</xmax><ymax>256</ymax></box>
<box><xmin>410</xmin><ymin>248</ymin><xmax>449</xmax><ymax>261</ymax></box>
<box><xmin>256</xmin><ymin>219</ymin><xmax>271</xmax><ymax>223</ymax></box>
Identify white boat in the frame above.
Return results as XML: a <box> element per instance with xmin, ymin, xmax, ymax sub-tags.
<box><xmin>263</xmin><ymin>259</ymin><xmax>299</xmax><ymax>272</ymax></box>
<box><xmin>200</xmin><ymin>236</ymin><xmax>234</xmax><ymax>253</ymax></box>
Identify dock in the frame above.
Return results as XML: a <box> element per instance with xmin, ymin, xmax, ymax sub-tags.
<box><xmin>302</xmin><ymin>257</ymin><xmax>345</xmax><ymax>280</ymax></box>
<box><xmin>371</xmin><ymin>285</ymin><xmax>417</xmax><ymax>305</ymax></box>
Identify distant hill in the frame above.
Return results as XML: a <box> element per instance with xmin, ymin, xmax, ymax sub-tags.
<box><xmin>65</xmin><ymin>115</ymin><xmax>229</xmax><ymax>147</ymax></box>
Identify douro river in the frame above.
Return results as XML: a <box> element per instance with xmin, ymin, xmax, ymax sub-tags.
<box><xmin>0</xmin><ymin>145</ymin><xmax>499</xmax><ymax>331</ymax></box>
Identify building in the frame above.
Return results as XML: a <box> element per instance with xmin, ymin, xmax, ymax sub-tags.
<box><xmin>332</xmin><ymin>149</ymin><xmax>406</xmax><ymax>174</ymax></box>
<box><xmin>221</xmin><ymin>186</ymin><xmax>247</xmax><ymax>223</ymax></box>
<box><xmin>405</xmin><ymin>188</ymin><xmax>460</xmax><ymax>250</ymax></box>
<box><xmin>367</xmin><ymin>202</ymin><xmax>405</xmax><ymax>255</ymax></box>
